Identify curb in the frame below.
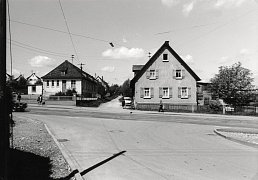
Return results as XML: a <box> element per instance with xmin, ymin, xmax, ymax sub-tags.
<box><xmin>214</xmin><ymin>128</ymin><xmax>258</xmax><ymax>148</ymax></box>
<box><xmin>44</xmin><ymin>124</ymin><xmax>84</xmax><ymax>180</ymax></box>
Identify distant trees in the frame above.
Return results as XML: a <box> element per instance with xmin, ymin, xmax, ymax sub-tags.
<box><xmin>119</xmin><ymin>79</ymin><xmax>132</xmax><ymax>97</ymax></box>
<box><xmin>210</xmin><ymin>62</ymin><xmax>254</xmax><ymax>106</ymax></box>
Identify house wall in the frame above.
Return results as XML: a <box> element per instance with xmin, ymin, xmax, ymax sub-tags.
<box><xmin>28</xmin><ymin>85</ymin><xmax>42</xmax><ymax>95</ymax></box>
<box><xmin>82</xmin><ymin>79</ymin><xmax>97</xmax><ymax>97</ymax></box>
<box><xmin>135</xmin><ymin>49</ymin><xmax>197</xmax><ymax>106</ymax></box>
<box><xmin>43</xmin><ymin>79</ymin><xmax>81</xmax><ymax>96</ymax></box>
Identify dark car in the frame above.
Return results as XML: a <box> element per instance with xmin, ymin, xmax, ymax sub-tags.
<box><xmin>12</xmin><ymin>93</ymin><xmax>27</xmax><ymax>112</ymax></box>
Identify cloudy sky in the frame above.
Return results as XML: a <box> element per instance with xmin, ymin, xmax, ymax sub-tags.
<box><xmin>6</xmin><ymin>0</ymin><xmax>258</xmax><ymax>86</ymax></box>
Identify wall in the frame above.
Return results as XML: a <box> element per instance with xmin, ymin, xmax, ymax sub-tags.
<box><xmin>135</xmin><ymin>49</ymin><xmax>197</xmax><ymax>106</ymax></box>
<box><xmin>27</xmin><ymin>85</ymin><xmax>42</xmax><ymax>95</ymax></box>
<box><xmin>43</xmin><ymin>79</ymin><xmax>81</xmax><ymax>96</ymax></box>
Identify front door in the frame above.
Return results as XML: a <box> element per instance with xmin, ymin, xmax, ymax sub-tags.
<box><xmin>62</xmin><ymin>80</ymin><xmax>66</xmax><ymax>92</ymax></box>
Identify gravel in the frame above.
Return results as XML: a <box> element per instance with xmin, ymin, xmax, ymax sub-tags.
<box><xmin>11</xmin><ymin>114</ymin><xmax>72</xmax><ymax>180</ymax></box>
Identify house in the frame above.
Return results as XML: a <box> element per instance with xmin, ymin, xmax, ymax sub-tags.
<box><xmin>197</xmin><ymin>81</ymin><xmax>212</xmax><ymax>105</ymax></box>
<box><xmin>130</xmin><ymin>41</ymin><xmax>201</xmax><ymax>111</ymax></box>
<box><xmin>96</xmin><ymin>76</ymin><xmax>109</xmax><ymax>92</ymax></box>
<box><xmin>41</xmin><ymin>60</ymin><xmax>98</xmax><ymax>97</ymax></box>
<box><xmin>26</xmin><ymin>73</ymin><xmax>43</xmax><ymax>95</ymax></box>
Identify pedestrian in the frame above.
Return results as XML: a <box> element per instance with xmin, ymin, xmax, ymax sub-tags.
<box><xmin>159</xmin><ymin>100</ymin><xmax>164</xmax><ymax>112</ymax></box>
<box><xmin>122</xmin><ymin>97</ymin><xmax>125</xmax><ymax>108</ymax></box>
<box><xmin>37</xmin><ymin>96</ymin><xmax>40</xmax><ymax>104</ymax></box>
<box><xmin>17</xmin><ymin>93</ymin><xmax>21</xmax><ymax>102</ymax></box>
<box><xmin>39</xmin><ymin>95</ymin><xmax>43</xmax><ymax>105</ymax></box>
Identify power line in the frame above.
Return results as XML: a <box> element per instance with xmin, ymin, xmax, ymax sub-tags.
<box><xmin>9</xmin><ymin>19</ymin><xmax>125</xmax><ymax>47</ymax></box>
<box><xmin>7</xmin><ymin>41</ymin><xmax>69</xmax><ymax>58</ymax></box>
<box><xmin>178</xmin><ymin>8</ymin><xmax>257</xmax><ymax>47</ymax></box>
<box><xmin>8</xmin><ymin>39</ymin><xmax>70</xmax><ymax>56</ymax></box>
<box><xmin>58</xmin><ymin>0</ymin><xmax>80</xmax><ymax>64</ymax></box>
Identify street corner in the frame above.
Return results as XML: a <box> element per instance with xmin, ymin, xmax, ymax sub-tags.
<box><xmin>214</xmin><ymin>128</ymin><xmax>258</xmax><ymax>148</ymax></box>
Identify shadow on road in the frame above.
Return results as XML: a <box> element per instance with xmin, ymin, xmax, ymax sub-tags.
<box><xmin>9</xmin><ymin>148</ymin><xmax>75</xmax><ymax>180</ymax></box>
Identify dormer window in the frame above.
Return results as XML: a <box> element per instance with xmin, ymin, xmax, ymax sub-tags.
<box><xmin>163</xmin><ymin>54</ymin><xmax>168</xmax><ymax>61</ymax></box>
<box><xmin>150</xmin><ymin>70</ymin><xmax>156</xmax><ymax>79</ymax></box>
<box><xmin>61</xmin><ymin>71</ymin><xmax>66</xmax><ymax>76</ymax></box>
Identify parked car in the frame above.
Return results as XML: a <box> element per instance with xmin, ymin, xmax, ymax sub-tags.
<box><xmin>123</xmin><ymin>97</ymin><xmax>132</xmax><ymax>108</ymax></box>
<box><xmin>12</xmin><ymin>93</ymin><xmax>27</xmax><ymax>112</ymax></box>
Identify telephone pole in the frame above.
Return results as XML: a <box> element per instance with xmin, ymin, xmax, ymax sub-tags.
<box><xmin>0</xmin><ymin>0</ymin><xmax>10</xmax><ymax>179</ymax></box>
<box><xmin>78</xmin><ymin>63</ymin><xmax>85</xmax><ymax>100</ymax></box>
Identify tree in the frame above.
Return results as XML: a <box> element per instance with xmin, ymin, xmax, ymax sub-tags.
<box><xmin>119</xmin><ymin>79</ymin><xmax>132</xmax><ymax>97</ymax></box>
<box><xmin>210</xmin><ymin>62</ymin><xmax>254</xmax><ymax>106</ymax></box>
<box><xmin>108</xmin><ymin>84</ymin><xmax>120</xmax><ymax>96</ymax></box>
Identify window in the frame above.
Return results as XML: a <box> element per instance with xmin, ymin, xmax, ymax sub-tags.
<box><xmin>176</xmin><ymin>70</ymin><xmax>182</xmax><ymax>78</ymax></box>
<box><xmin>163</xmin><ymin>87</ymin><xmax>169</xmax><ymax>98</ymax></box>
<box><xmin>181</xmin><ymin>87</ymin><xmax>188</xmax><ymax>98</ymax></box>
<box><xmin>57</xmin><ymin>80</ymin><xmax>59</xmax><ymax>87</ymax></box>
<box><xmin>159</xmin><ymin>87</ymin><xmax>172</xmax><ymax>98</ymax></box>
<box><xmin>32</xmin><ymin>86</ymin><xmax>36</xmax><ymax>92</ymax></box>
<box><xmin>52</xmin><ymin>80</ymin><xmax>54</xmax><ymax>86</ymax></box>
<box><xmin>47</xmin><ymin>80</ymin><xmax>49</xmax><ymax>87</ymax></box>
<box><xmin>144</xmin><ymin>88</ymin><xmax>150</xmax><ymax>98</ymax></box>
<box><xmin>150</xmin><ymin>70</ymin><xmax>156</xmax><ymax>79</ymax></box>
<box><xmin>71</xmin><ymin>80</ymin><xmax>76</xmax><ymax>89</ymax></box>
<box><xmin>163</xmin><ymin>54</ymin><xmax>168</xmax><ymax>61</ymax></box>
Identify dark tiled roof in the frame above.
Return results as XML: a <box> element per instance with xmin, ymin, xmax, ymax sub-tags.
<box><xmin>132</xmin><ymin>65</ymin><xmax>144</xmax><ymax>72</ymax></box>
<box><xmin>131</xmin><ymin>41</ymin><xmax>201</xmax><ymax>87</ymax></box>
<box><xmin>41</xmin><ymin>60</ymin><xmax>97</xmax><ymax>83</ymax></box>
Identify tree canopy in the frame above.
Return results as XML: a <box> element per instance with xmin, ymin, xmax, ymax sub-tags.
<box><xmin>210</xmin><ymin>62</ymin><xmax>254</xmax><ymax>106</ymax></box>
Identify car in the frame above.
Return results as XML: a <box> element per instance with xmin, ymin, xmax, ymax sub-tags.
<box><xmin>12</xmin><ymin>93</ymin><xmax>28</xmax><ymax>112</ymax></box>
<box><xmin>123</xmin><ymin>97</ymin><xmax>132</xmax><ymax>108</ymax></box>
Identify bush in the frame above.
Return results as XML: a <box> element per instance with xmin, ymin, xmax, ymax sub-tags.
<box><xmin>209</xmin><ymin>100</ymin><xmax>222</xmax><ymax>112</ymax></box>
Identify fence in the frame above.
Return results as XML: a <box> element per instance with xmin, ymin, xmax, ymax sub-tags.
<box><xmin>136</xmin><ymin>103</ymin><xmax>258</xmax><ymax>116</ymax></box>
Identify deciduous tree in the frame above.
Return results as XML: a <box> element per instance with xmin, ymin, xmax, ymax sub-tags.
<box><xmin>210</xmin><ymin>62</ymin><xmax>254</xmax><ymax>106</ymax></box>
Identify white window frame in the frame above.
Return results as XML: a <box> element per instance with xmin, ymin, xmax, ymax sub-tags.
<box><xmin>181</xmin><ymin>87</ymin><xmax>188</xmax><ymax>99</ymax></box>
<box><xmin>162</xmin><ymin>87</ymin><xmax>169</xmax><ymax>98</ymax></box>
<box><xmin>163</xmin><ymin>53</ymin><xmax>168</xmax><ymax>61</ymax></box>
<box><xmin>176</xmin><ymin>70</ymin><xmax>182</xmax><ymax>79</ymax></box>
<box><xmin>51</xmin><ymin>80</ymin><xmax>55</xmax><ymax>87</ymax></box>
<box><xmin>149</xmin><ymin>70</ymin><xmax>156</xmax><ymax>79</ymax></box>
<box><xmin>144</xmin><ymin>88</ymin><xmax>151</xmax><ymax>98</ymax></box>
<box><xmin>46</xmin><ymin>80</ymin><xmax>49</xmax><ymax>87</ymax></box>
<box><xmin>57</xmin><ymin>80</ymin><xmax>59</xmax><ymax>87</ymax></box>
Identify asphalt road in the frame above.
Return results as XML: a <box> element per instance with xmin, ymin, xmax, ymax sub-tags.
<box><xmin>15</xmin><ymin>106</ymin><xmax>258</xmax><ymax>180</ymax></box>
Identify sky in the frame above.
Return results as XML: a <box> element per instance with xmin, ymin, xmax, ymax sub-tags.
<box><xmin>6</xmin><ymin>0</ymin><xmax>258</xmax><ymax>86</ymax></box>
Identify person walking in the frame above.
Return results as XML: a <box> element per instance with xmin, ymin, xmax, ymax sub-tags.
<box><xmin>159</xmin><ymin>100</ymin><xmax>164</xmax><ymax>112</ymax></box>
<box><xmin>17</xmin><ymin>93</ymin><xmax>21</xmax><ymax>102</ymax></box>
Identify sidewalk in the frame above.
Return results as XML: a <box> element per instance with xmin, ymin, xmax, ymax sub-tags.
<box><xmin>214</xmin><ymin>128</ymin><xmax>258</xmax><ymax>148</ymax></box>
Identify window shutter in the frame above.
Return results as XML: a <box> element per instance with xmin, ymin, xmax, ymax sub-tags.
<box><xmin>159</xmin><ymin>87</ymin><xmax>162</xmax><ymax>98</ymax></box>
<box><xmin>182</xmin><ymin>69</ymin><xmax>185</xmax><ymax>79</ymax></box>
<box><xmin>151</xmin><ymin>87</ymin><xmax>154</xmax><ymax>98</ymax></box>
<box><xmin>178</xmin><ymin>87</ymin><xmax>181</xmax><ymax>98</ymax></box>
<box><xmin>156</xmin><ymin>69</ymin><xmax>159</xmax><ymax>79</ymax></box>
<box><xmin>173</xmin><ymin>70</ymin><xmax>176</xmax><ymax>79</ymax></box>
<box><xmin>146</xmin><ymin>70</ymin><xmax>150</xmax><ymax>79</ymax></box>
<box><xmin>140</xmin><ymin>88</ymin><xmax>144</xmax><ymax>98</ymax></box>
<box><xmin>188</xmin><ymin>87</ymin><xmax>191</xmax><ymax>98</ymax></box>
<box><xmin>169</xmin><ymin>87</ymin><xmax>172</xmax><ymax>98</ymax></box>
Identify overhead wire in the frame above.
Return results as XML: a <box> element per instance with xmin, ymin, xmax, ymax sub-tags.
<box><xmin>177</xmin><ymin>8</ymin><xmax>257</xmax><ymax>47</ymax></box>
<box><xmin>58</xmin><ymin>0</ymin><xmax>80</xmax><ymax>63</ymax></box>
<box><xmin>8</xmin><ymin>39</ymin><xmax>70</xmax><ymax>56</ymax></box>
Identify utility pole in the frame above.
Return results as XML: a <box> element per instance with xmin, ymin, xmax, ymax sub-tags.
<box><xmin>0</xmin><ymin>0</ymin><xmax>10</xmax><ymax>179</ymax></box>
<box><xmin>78</xmin><ymin>63</ymin><xmax>85</xmax><ymax>100</ymax></box>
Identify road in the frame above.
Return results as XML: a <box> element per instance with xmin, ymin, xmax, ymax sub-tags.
<box><xmin>15</xmin><ymin>103</ymin><xmax>258</xmax><ymax>180</ymax></box>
